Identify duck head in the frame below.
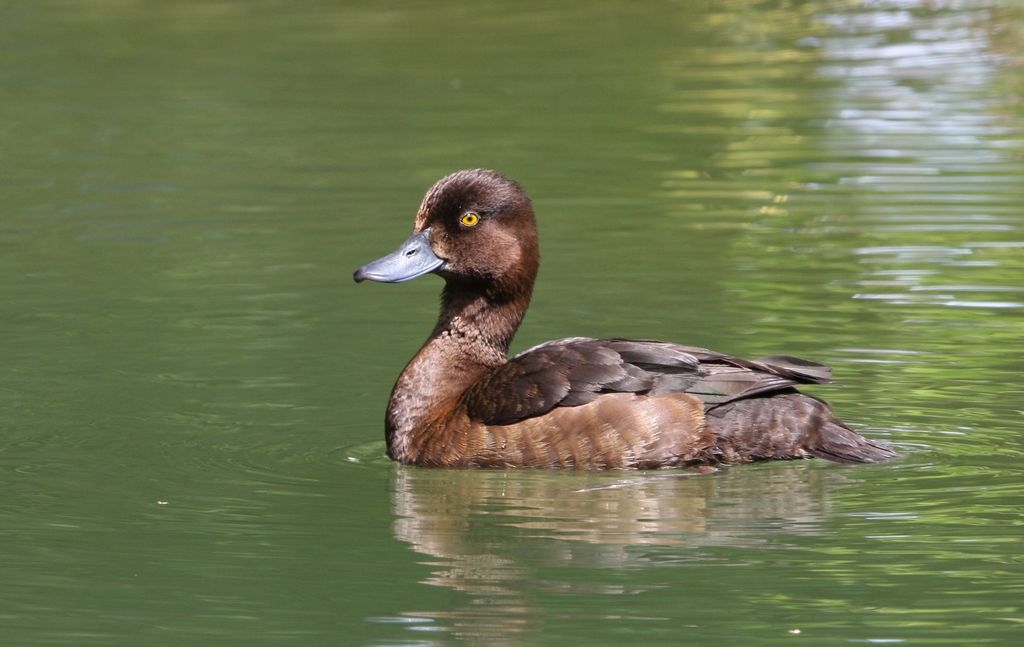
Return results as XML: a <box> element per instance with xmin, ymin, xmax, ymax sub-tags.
<box><xmin>353</xmin><ymin>169</ymin><xmax>539</xmax><ymax>295</ymax></box>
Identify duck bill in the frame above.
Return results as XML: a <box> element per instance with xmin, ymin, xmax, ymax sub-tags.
<box><xmin>353</xmin><ymin>228</ymin><xmax>445</xmax><ymax>284</ymax></box>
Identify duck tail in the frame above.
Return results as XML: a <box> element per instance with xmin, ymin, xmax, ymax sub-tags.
<box><xmin>708</xmin><ymin>391</ymin><xmax>897</xmax><ymax>464</ymax></box>
<box><xmin>804</xmin><ymin>418</ymin><xmax>897</xmax><ymax>464</ymax></box>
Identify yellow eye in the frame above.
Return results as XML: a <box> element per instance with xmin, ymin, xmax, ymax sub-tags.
<box><xmin>460</xmin><ymin>212</ymin><xmax>480</xmax><ymax>227</ymax></box>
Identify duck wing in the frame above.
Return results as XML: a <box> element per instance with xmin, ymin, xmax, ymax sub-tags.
<box><xmin>464</xmin><ymin>337</ymin><xmax>833</xmax><ymax>426</ymax></box>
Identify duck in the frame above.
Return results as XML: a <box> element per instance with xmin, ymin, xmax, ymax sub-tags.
<box><xmin>354</xmin><ymin>169</ymin><xmax>896</xmax><ymax>469</ymax></box>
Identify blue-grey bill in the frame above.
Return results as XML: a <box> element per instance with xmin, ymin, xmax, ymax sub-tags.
<box><xmin>353</xmin><ymin>228</ymin><xmax>445</xmax><ymax>283</ymax></box>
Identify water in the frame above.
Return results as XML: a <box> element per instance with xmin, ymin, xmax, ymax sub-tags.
<box><xmin>2</xmin><ymin>1</ymin><xmax>1022</xmax><ymax>644</ymax></box>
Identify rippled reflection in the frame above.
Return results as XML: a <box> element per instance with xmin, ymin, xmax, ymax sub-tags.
<box><xmin>389</xmin><ymin>463</ymin><xmax>864</xmax><ymax>642</ymax></box>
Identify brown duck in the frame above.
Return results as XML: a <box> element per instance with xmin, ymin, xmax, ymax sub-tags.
<box><xmin>354</xmin><ymin>169</ymin><xmax>895</xmax><ymax>469</ymax></box>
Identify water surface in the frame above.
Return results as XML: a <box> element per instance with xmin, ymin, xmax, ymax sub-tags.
<box><xmin>1</xmin><ymin>1</ymin><xmax>1022</xmax><ymax>644</ymax></box>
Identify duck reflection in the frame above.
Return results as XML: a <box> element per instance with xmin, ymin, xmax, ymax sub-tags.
<box><xmin>389</xmin><ymin>462</ymin><xmax>853</xmax><ymax>642</ymax></box>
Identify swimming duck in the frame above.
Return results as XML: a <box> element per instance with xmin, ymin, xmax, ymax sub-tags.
<box><xmin>354</xmin><ymin>169</ymin><xmax>895</xmax><ymax>469</ymax></box>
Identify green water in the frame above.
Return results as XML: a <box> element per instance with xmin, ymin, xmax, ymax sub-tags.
<box><xmin>2</xmin><ymin>1</ymin><xmax>1023</xmax><ymax>644</ymax></box>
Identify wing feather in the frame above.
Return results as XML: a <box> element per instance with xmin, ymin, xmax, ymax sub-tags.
<box><xmin>464</xmin><ymin>338</ymin><xmax>833</xmax><ymax>426</ymax></box>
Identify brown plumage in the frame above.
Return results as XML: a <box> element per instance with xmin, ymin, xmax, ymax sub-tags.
<box><xmin>354</xmin><ymin>169</ymin><xmax>896</xmax><ymax>469</ymax></box>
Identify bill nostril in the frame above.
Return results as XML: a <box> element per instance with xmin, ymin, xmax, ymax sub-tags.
<box><xmin>405</xmin><ymin>248</ymin><xmax>417</xmax><ymax>257</ymax></box>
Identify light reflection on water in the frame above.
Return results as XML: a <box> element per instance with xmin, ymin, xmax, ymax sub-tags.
<box><xmin>387</xmin><ymin>464</ymin><xmax>846</xmax><ymax>643</ymax></box>
<box><xmin>385</xmin><ymin>448</ymin><xmax>1019</xmax><ymax>645</ymax></box>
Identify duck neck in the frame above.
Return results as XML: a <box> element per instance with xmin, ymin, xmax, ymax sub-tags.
<box><xmin>432</xmin><ymin>280</ymin><xmax>531</xmax><ymax>362</ymax></box>
<box><xmin>385</xmin><ymin>279</ymin><xmax>532</xmax><ymax>459</ymax></box>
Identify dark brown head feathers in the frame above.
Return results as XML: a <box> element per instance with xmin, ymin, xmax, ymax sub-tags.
<box><xmin>415</xmin><ymin>169</ymin><xmax>531</xmax><ymax>231</ymax></box>
<box><xmin>414</xmin><ymin>169</ymin><xmax>539</xmax><ymax>293</ymax></box>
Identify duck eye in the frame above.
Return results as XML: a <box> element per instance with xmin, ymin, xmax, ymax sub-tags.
<box><xmin>460</xmin><ymin>212</ymin><xmax>480</xmax><ymax>227</ymax></box>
